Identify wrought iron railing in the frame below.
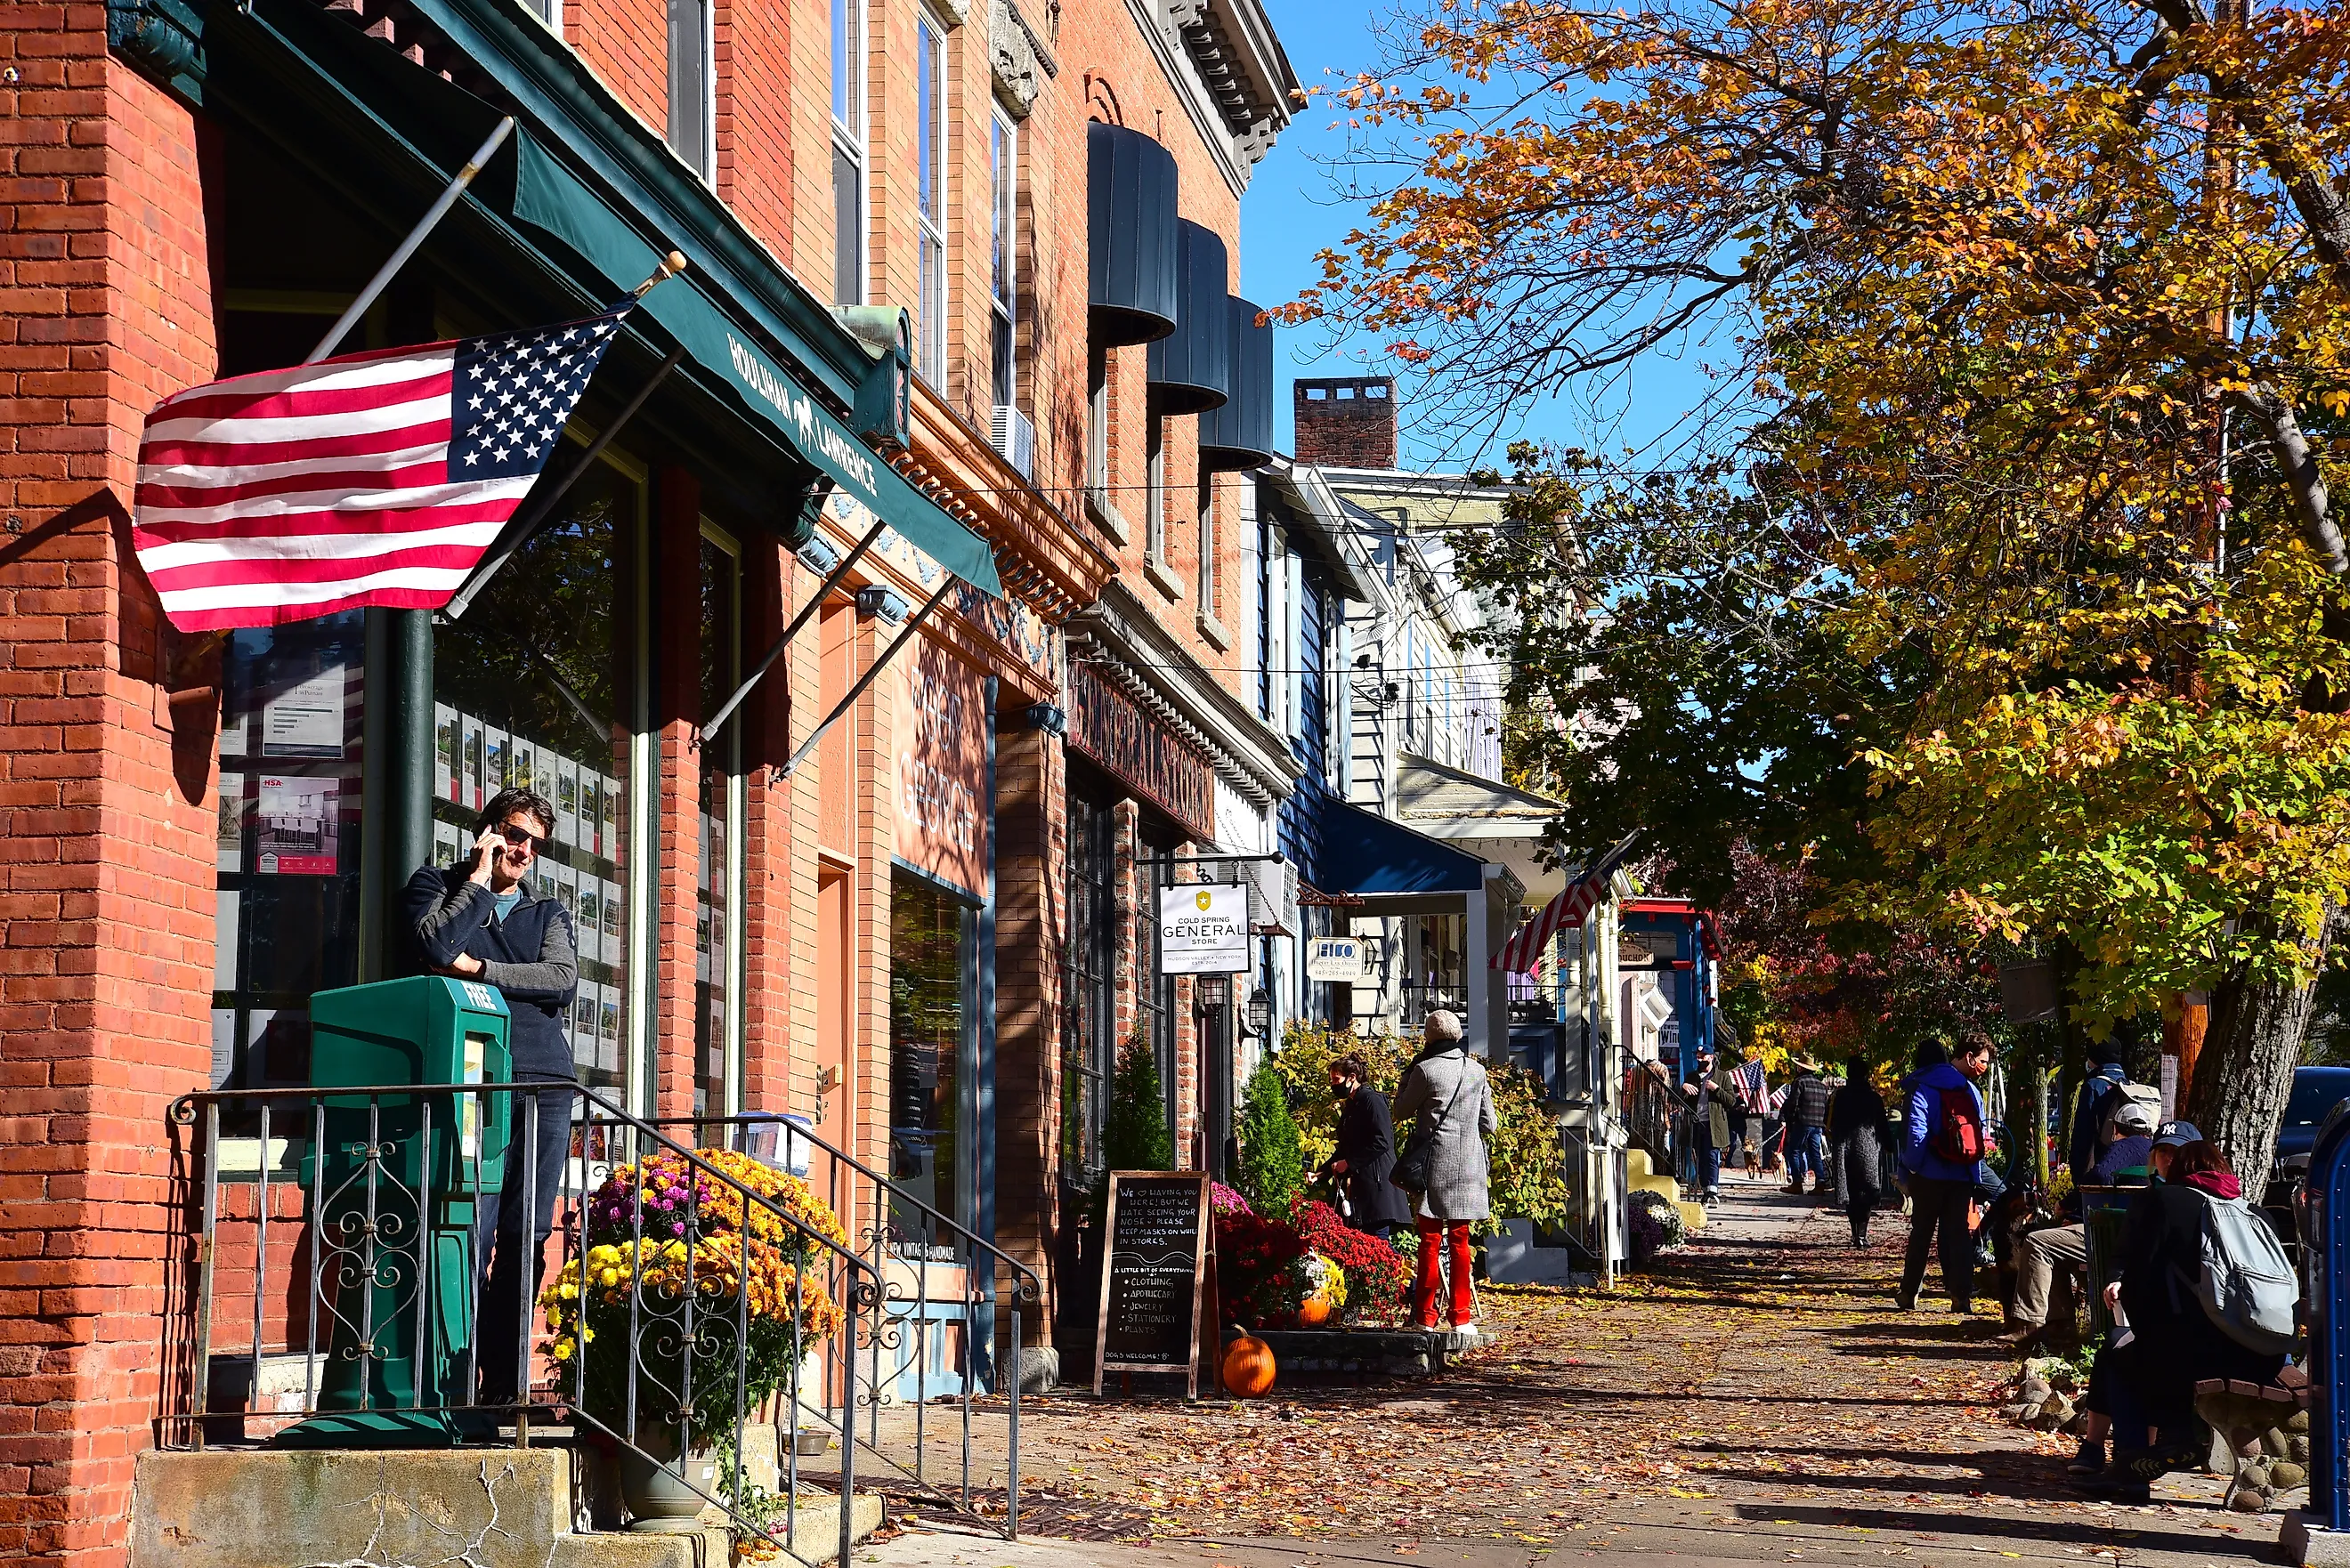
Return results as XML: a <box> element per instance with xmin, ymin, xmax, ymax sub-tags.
<box><xmin>164</xmin><ymin>1081</ymin><xmax>1037</xmax><ymax>1564</ymax></box>
<box><xmin>653</xmin><ymin>1111</ymin><xmax>1041</xmax><ymax>1530</ymax></box>
<box><xmin>1398</xmin><ymin>983</ymin><xmax>1466</xmax><ymax>1030</ymax></box>
<box><xmin>1623</xmin><ymin>1059</ymin><xmax>1687</xmax><ymax>1171</ymax></box>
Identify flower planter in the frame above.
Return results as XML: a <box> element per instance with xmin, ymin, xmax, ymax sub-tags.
<box><xmin>619</xmin><ymin>1423</ymin><xmax>717</xmax><ymax>1531</ymax></box>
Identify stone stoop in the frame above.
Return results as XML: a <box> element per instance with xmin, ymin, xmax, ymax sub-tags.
<box><xmin>1626</xmin><ymin>1148</ymin><xmax>1706</xmax><ymax>1231</ymax></box>
<box><xmin>130</xmin><ymin>1445</ymin><xmax>881</xmax><ymax>1568</ymax></box>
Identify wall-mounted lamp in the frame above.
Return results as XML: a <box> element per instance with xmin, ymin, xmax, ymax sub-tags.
<box><xmin>1244</xmin><ymin>988</ymin><xmax>1273</xmax><ymax>1040</ymax></box>
<box><xmin>1023</xmin><ymin>702</ymin><xmax>1067</xmax><ymax>737</ymax></box>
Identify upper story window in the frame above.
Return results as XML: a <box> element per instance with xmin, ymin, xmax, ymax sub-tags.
<box><xmin>1145</xmin><ymin>412</ymin><xmax>1167</xmax><ymax>565</ymax></box>
<box><xmin>1195</xmin><ymin>475</ymin><xmax>1215</xmax><ymax>618</ymax></box>
<box><xmin>666</xmin><ymin>0</ymin><xmax>713</xmax><ymax>178</ymax></box>
<box><xmin>915</xmin><ymin>12</ymin><xmax>948</xmax><ymax>383</ymax></box>
<box><xmin>1085</xmin><ymin>349</ymin><xmax>1109</xmax><ymax>500</ymax></box>
<box><xmin>831</xmin><ymin>0</ymin><xmax>865</xmax><ymax>305</ymax></box>
<box><xmin>989</xmin><ymin>107</ymin><xmax>1018</xmax><ymax>408</ymax></box>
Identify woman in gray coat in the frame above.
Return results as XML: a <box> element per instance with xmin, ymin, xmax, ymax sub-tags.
<box><xmin>1390</xmin><ymin>1011</ymin><xmax>1498</xmax><ymax>1332</ymax></box>
<box><xmin>1826</xmin><ymin>1055</ymin><xmax>1886</xmax><ymax>1247</ymax></box>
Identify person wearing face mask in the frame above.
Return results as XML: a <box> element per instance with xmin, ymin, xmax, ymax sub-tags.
<box><xmin>1322</xmin><ymin>1052</ymin><xmax>1411</xmax><ymax>1241</ymax></box>
<box><xmin>403</xmin><ymin>786</ymin><xmax>579</xmax><ymax>1410</ymax></box>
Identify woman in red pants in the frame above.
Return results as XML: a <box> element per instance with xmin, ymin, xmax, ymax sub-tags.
<box><xmin>1390</xmin><ymin>1010</ymin><xmax>1498</xmax><ymax>1334</ymax></box>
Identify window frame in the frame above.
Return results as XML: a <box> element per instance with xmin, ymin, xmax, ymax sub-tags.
<box><xmin>1195</xmin><ymin>473</ymin><xmax>1215</xmax><ymax>617</ymax></box>
<box><xmin>1145</xmin><ymin>410</ymin><xmax>1166</xmax><ymax>565</ymax></box>
<box><xmin>988</xmin><ymin>103</ymin><xmax>1018</xmax><ymax>410</ymax></box>
<box><xmin>915</xmin><ymin>9</ymin><xmax>949</xmax><ymax>385</ymax></box>
<box><xmin>666</xmin><ymin>0</ymin><xmax>715</xmax><ymax>180</ymax></box>
<box><xmin>831</xmin><ymin>0</ymin><xmax>866</xmax><ymax>306</ymax></box>
<box><xmin>695</xmin><ymin>518</ymin><xmax>748</xmax><ymax>1119</ymax></box>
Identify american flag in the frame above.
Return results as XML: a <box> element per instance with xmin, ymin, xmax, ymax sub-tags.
<box><xmin>133</xmin><ymin>303</ymin><xmax>636</xmax><ymax>632</ymax></box>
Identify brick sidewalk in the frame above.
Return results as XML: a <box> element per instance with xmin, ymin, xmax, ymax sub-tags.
<box><xmin>864</xmin><ymin>1180</ymin><xmax>2285</xmax><ymax>1567</ymax></box>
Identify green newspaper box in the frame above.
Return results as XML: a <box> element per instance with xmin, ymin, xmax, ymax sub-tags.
<box><xmin>280</xmin><ymin>976</ymin><xmax>513</xmax><ymax>1447</ymax></box>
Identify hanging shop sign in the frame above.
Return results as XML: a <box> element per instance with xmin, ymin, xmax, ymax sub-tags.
<box><xmin>891</xmin><ymin>637</ymin><xmax>990</xmax><ymax>900</ymax></box>
<box><xmin>1067</xmin><ymin>662</ymin><xmax>1215</xmax><ymax>842</ymax></box>
<box><xmin>1157</xmin><ymin>884</ymin><xmax>1250</xmax><ymax>974</ymax></box>
<box><xmin>1305</xmin><ymin>934</ymin><xmax>1365</xmax><ymax>982</ymax></box>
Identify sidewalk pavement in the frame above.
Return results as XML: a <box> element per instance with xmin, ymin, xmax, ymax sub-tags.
<box><xmin>861</xmin><ymin>1178</ymin><xmax>2279</xmax><ymax>1568</ymax></box>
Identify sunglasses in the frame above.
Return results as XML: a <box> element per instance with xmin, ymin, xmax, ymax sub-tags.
<box><xmin>497</xmin><ymin>824</ymin><xmax>550</xmax><ymax>851</ymax></box>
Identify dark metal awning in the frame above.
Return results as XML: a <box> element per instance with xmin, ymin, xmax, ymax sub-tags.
<box><xmin>1088</xmin><ymin>122</ymin><xmax>1180</xmax><ymax>348</ymax></box>
<box><xmin>1199</xmin><ymin>295</ymin><xmax>1274</xmax><ymax>473</ymax></box>
<box><xmin>1145</xmin><ymin>222</ymin><xmax>1230</xmax><ymax>416</ymax></box>
<box><xmin>1315</xmin><ymin>796</ymin><xmax>1485</xmax><ymax>897</ymax></box>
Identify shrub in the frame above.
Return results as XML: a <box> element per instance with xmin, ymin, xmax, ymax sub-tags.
<box><xmin>1102</xmin><ymin>1033</ymin><xmax>1173</xmax><ymax>1174</ymax></box>
<box><xmin>1236</xmin><ymin>1055</ymin><xmax>1306</xmax><ymax>1212</ymax></box>
<box><xmin>1268</xmin><ymin>1021</ymin><xmax>1569</xmax><ymax>1231</ymax></box>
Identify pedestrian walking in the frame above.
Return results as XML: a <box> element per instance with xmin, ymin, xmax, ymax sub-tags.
<box><xmin>1682</xmin><ymin>1045</ymin><xmax>1732</xmax><ymax>1204</ymax></box>
<box><xmin>1782</xmin><ymin>1059</ymin><xmax>1832</xmax><ymax>1196</ymax></box>
<box><xmin>1826</xmin><ymin>1057</ymin><xmax>1885</xmax><ymax>1245</ymax></box>
<box><xmin>1897</xmin><ymin>1033</ymin><xmax>1995</xmax><ymax>1313</ymax></box>
<box><xmin>1391</xmin><ymin>1011</ymin><xmax>1497</xmax><ymax>1333</ymax></box>
<box><xmin>1324</xmin><ymin>1052</ymin><xmax>1412</xmax><ymax>1242</ymax></box>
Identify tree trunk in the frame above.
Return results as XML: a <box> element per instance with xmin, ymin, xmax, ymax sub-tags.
<box><xmin>2185</xmin><ymin>910</ymin><xmax>2341</xmax><ymax>1181</ymax></box>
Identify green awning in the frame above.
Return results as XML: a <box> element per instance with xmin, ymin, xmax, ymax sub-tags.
<box><xmin>511</xmin><ymin>137</ymin><xmax>999</xmax><ymax>597</ymax></box>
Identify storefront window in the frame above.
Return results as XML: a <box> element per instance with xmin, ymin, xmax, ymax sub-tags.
<box><xmin>213</xmin><ymin>612</ymin><xmax>367</xmax><ymax>1091</ymax></box>
<box><xmin>433</xmin><ymin>451</ymin><xmax>643</xmax><ymax>1101</ymax></box>
<box><xmin>1063</xmin><ymin>793</ymin><xmax>1117</xmax><ymax>1174</ymax></box>
<box><xmin>1136</xmin><ymin>834</ymin><xmax>1179</xmax><ymax>1145</ymax></box>
<box><xmin>889</xmin><ymin>873</ymin><xmax>976</xmax><ymax>1238</ymax></box>
<box><xmin>696</xmin><ymin>526</ymin><xmax>744</xmax><ymax>1119</ymax></box>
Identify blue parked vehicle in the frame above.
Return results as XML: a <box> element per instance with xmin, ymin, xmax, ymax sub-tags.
<box><xmin>2268</xmin><ymin>1066</ymin><xmax>2350</xmax><ymax>1232</ymax></box>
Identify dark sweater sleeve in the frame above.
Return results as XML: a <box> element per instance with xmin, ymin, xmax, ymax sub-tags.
<box><xmin>408</xmin><ymin>865</ymin><xmax>490</xmax><ymax>967</ymax></box>
<box><xmin>481</xmin><ymin>901</ymin><xmax>579</xmax><ymax>1002</ymax></box>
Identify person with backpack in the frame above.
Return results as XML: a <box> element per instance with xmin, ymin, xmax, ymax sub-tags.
<box><xmin>2068</xmin><ymin>1038</ymin><xmax>2131</xmax><ymax>1184</ymax></box>
<box><xmin>2079</xmin><ymin>1138</ymin><xmax>2295</xmax><ymax>1501</ymax></box>
<box><xmin>1897</xmin><ymin>1033</ymin><xmax>1995</xmax><ymax>1313</ymax></box>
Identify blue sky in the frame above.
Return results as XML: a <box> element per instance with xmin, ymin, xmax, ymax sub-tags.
<box><xmin>1235</xmin><ymin>0</ymin><xmax>1728</xmax><ymax>474</ymax></box>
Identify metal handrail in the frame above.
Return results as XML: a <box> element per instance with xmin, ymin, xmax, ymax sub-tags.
<box><xmin>651</xmin><ymin>1112</ymin><xmax>1042</xmax><ymax>1298</ymax></box>
<box><xmin>654</xmin><ymin>1111</ymin><xmax>1040</xmax><ymax>1528</ymax></box>
<box><xmin>160</xmin><ymin>1078</ymin><xmax>1028</xmax><ymax>1563</ymax></box>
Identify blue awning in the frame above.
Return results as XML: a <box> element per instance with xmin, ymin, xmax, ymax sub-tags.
<box><xmin>1315</xmin><ymin>796</ymin><xmax>1485</xmax><ymax>896</ymax></box>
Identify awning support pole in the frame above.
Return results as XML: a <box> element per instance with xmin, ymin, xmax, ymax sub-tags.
<box><xmin>696</xmin><ymin>516</ymin><xmax>889</xmax><ymax>748</ymax></box>
<box><xmin>775</xmin><ymin>576</ymin><xmax>956</xmax><ymax>780</ymax></box>
<box><xmin>440</xmin><ymin>346</ymin><xmax>686</xmax><ymax>622</ymax></box>
<box><xmin>307</xmin><ymin>117</ymin><xmax>516</xmax><ymax>364</ymax></box>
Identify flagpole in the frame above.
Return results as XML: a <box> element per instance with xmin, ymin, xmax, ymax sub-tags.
<box><xmin>695</xmin><ymin>514</ymin><xmax>888</xmax><ymax>748</ymax></box>
<box><xmin>307</xmin><ymin>117</ymin><xmax>517</xmax><ymax>364</ymax></box>
<box><xmin>775</xmin><ymin>576</ymin><xmax>959</xmax><ymax>780</ymax></box>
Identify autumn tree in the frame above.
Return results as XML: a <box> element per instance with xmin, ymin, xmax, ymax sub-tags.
<box><xmin>1294</xmin><ymin>0</ymin><xmax>2350</xmax><ymax>1176</ymax></box>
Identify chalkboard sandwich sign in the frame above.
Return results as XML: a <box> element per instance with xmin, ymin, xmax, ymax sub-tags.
<box><xmin>1093</xmin><ymin>1170</ymin><xmax>1212</xmax><ymax>1399</ymax></box>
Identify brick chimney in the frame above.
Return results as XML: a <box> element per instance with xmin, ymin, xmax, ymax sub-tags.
<box><xmin>1293</xmin><ymin>376</ymin><xmax>1397</xmax><ymax>468</ymax></box>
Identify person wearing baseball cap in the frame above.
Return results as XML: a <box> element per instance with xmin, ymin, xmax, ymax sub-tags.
<box><xmin>2152</xmin><ymin>1119</ymin><xmax>2200</xmax><ymax>1150</ymax></box>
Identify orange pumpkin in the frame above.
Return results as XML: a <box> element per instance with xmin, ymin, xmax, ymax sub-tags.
<box><xmin>1294</xmin><ymin>1296</ymin><xmax>1333</xmax><ymax>1329</ymax></box>
<box><xmin>1221</xmin><ymin>1335</ymin><xmax>1276</xmax><ymax>1398</ymax></box>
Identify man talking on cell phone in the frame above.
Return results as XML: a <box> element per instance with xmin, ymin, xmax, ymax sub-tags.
<box><xmin>403</xmin><ymin>786</ymin><xmax>579</xmax><ymax>1412</ymax></box>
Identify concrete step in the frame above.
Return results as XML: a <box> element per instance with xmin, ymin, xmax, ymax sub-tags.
<box><xmin>131</xmin><ymin>1442</ymin><xmax>881</xmax><ymax>1568</ymax></box>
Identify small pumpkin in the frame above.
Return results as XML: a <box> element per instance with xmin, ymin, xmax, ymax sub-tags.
<box><xmin>1294</xmin><ymin>1296</ymin><xmax>1333</xmax><ymax>1329</ymax></box>
<box><xmin>1221</xmin><ymin>1335</ymin><xmax>1276</xmax><ymax>1398</ymax></box>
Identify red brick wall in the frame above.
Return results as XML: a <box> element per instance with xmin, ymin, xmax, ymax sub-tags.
<box><xmin>1293</xmin><ymin>376</ymin><xmax>1399</xmax><ymax>468</ymax></box>
<box><xmin>650</xmin><ymin>466</ymin><xmax>702</xmax><ymax>1121</ymax></box>
<box><xmin>991</xmin><ymin>723</ymin><xmax>1064</xmax><ymax>1336</ymax></box>
<box><xmin>1</xmin><ymin>18</ymin><xmax>223</xmax><ymax>1566</ymax></box>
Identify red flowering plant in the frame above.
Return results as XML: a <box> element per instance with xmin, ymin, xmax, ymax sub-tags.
<box><xmin>1211</xmin><ymin>1206</ymin><xmax>1304</xmax><ymax>1327</ymax></box>
<box><xmin>1212</xmin><ymin>1197</ymin><xmax>1410</xmax><ymax>1329</ymax></box>
<box><xmin>1292</xmin><ymin>1200</ymin><xmax>1410</xmax><ymax>1324</ymax></box>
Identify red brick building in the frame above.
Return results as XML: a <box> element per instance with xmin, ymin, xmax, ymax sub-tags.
<box><xmin>0</xmin><ymin>0</ymin><xmax>1294</xmax><ymax>1551</ymax></box>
